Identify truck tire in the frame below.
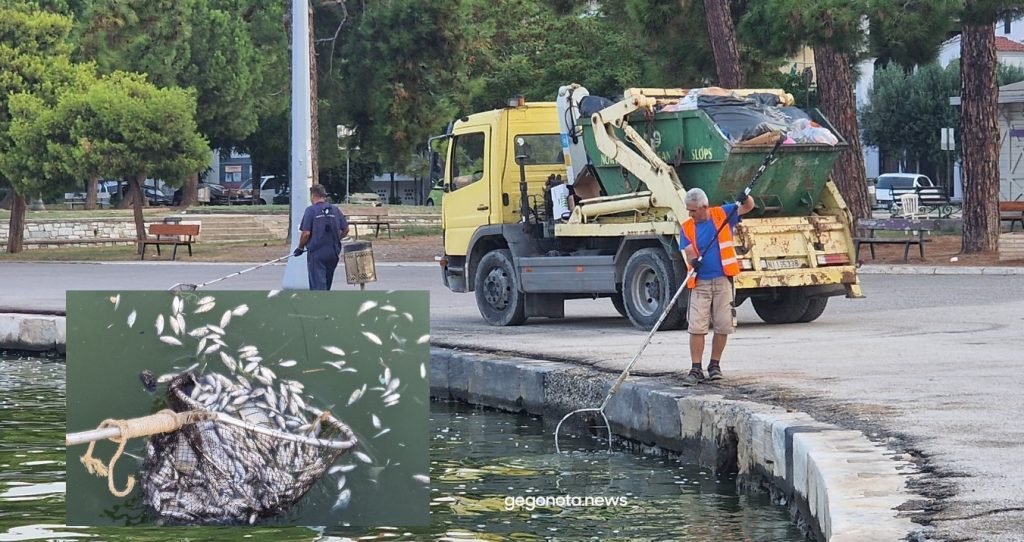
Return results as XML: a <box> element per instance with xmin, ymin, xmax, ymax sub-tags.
<box><xmin>622</xmin><ymin>248</ymin><xmax>686</xmax><ymax>331</ymax></box>
<box><xmin>610</xmin><ymin>293</ymin><xmax>627</xmax><ymax>318</ymax></box>
<box><xmin>474</xmin><ymin>249</ymin><xmax>527</xmax><ymax>326</ymax></box>
<box><xmin>751</xmin><ymin>290</ymin><xmax>811</xmax><ymax>324</ymax></box>
<box><xmin>798</xmin><ymin>297</ymin><xmax>828</xmax><ymax>323</ymax></box>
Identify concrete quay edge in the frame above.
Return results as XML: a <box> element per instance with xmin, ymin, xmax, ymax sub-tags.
<box><xmin>0</xmin><ymin>313</ymin><xmax>65</xmax><ymax>354</ymax></box>
<box><xmin>429</xmin><ymin>346</ymin><xmax>927</xmax><ymax>542</ymax></box>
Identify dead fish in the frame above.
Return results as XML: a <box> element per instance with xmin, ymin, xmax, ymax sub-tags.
<box><xmin>401</xmin><ymin>312</ymin><xmax>414</xmax><ymax>322</ymax></box>
<box><xmin>412</xmin><ymin>474</ymin><xmax>429</xmax><ymax>484</ymax></box>
<box><xmin>335</xmin><ymin>475</ymin><xmax>347</xmax><ymax>491</ymax></box>
<box><xmin>232</xmin><ymin>304</ymin><xmax>249</xmax><ymax>316</ymax></box>
<box><xmin>203</xmin><ymin>343</ymin><xmax>221</xmax><ymax>355</ymax></box>
<box><xmin>416</xmin><ymin>335</ymin><xmax>430</xmax><ymax>344</ymax></box>
<box><xmin>329</xmin><ymin>464</ymin><xmax>357</xmax><ymax>474</ymax></box>
<box><xmin>380</xmin><ymin>305</ymin><xmax>397</xmax><ymax>312</ymax></box>
<box><xmin>383</xmin><ymin>367</ymin><xmax>392</xmax><ymax>384</ymax></box>
<box><xmin>110</xmin><ymin>294</ymin><xmax>120</xmax><ymax>310</ymax></box>
<box><xmin>194</xmin><ymin>302</ymin><xmax>215</xmax><ymax>314</ymax></box>
<box><xmin>323</xmin><ymin>346</ymin><xmax>346</xmax><ymax>357</ymax></box>
<box><xmin>346</xmin><ymin>385</ymin><xmax>366</xmax><ymax>406</ymax></box>
<box><xmin>188</xmin><ymin>326</ymin><xmax>209</xmax><ymax>338</ymax></box>
<box><xmin>362</xmin><ymin>331</ymin><xmax>382</xmax><ymax>346</ymax></box>
<box><xmin>127</xmin><ymin>310</ymin><xmax>137</xmax><ymax>328</ymax></box>
<box><xmin>331</xmin><ymin>488</ymin><xmax>352</xmax><ymax>511</ymax></box>
<box><xmin>373</xmin><ymin>428</ymin><xmax>391</xmax><ymax>439</ymax></box>
<box><xmin>160</xmin><ymin>336</ymin><xmax>183</xmax><ymax>346</ymax></box>
<box><xmin>244</xmin><ymin>360</ymin><xmax>260</xmax><ymax>373</ymax></box>
<box><xmin>155</xmin><ymin>314</ymin><xmax>164</xmax><ymax>335</ymax></box>
<box><xmin>207</xmin><ymin>324</ymin><xmax>226</xmax><ymax>336</ymax></box>
<box><xmin>354</xmin><ymin>451</ymin><xmax>372</xmax><ymax>464</ymax></box>
<box><xmin>219</xmin><ymin>310</ymin><xmax>232</xmax><ymax>328</ymax></box>
<box><xmin>384</xmin><ymin>378</ymin><xmax>400</xmax><ymax>395</ymax></box>
<box><xmin>371</xmin><ymin>414</ymin><xmax>381</xmax><ymax>429</ymax></box>
<box><xmin>357</xmin><ymin>300</ymin><xmax>377</xmax><ymax>316</ymax></box>
<box><xmin>172</xmin><ymin>296</ymin><xmax>183</xmax><ymax>315</ymax></box>
<box><xmin>338</xmin><ymin>367</ymin><xmax>357</xmax><ymax>374</ymax></box>
<box><xmin>324</xmin><ymin>361</ymin><xmax>346</xmax><ymax>370</ymax></box>
<box><xmin>175</xmin><ymin>314</ymin><xmax>186</xmax><ymax>336</ymax></box>
<box><xmin>278</xmin><ymin>360</ymin><xmax>297</xmax><ymax>368</ymax></box>
<box><xmin>267</xmin><ymin>290</ymin><xmax>280</xmax><ymax>298</ymax></box>
<box><xmin>219</xmin><ymin>352</ymin><xmax>237</xmax><ymax>372</ymax></box>
<box><xmin>420</xmin><ymin>363</ymin><xmax>426</xmax><ymax>379</ymax></box>
<box><xmin>169</xmin><ymin>314</ymin><xmax>181</xmax><ymax>336</ymax></box>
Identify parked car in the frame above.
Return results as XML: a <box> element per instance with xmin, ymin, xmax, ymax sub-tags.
<box><xmin>239</xmin><ymin>175</ymin><xmax>288</xmax><ymax>204</ymax></box>
<box><xmin>119</xmin><ymin>184</ymin><xmax>174</xmax><ymax>206</ymax></box>
<box><xmin>64</xmin><ymin>181</ymin><xmax>118</xmax><ymax>207</ymax></box>
<box><xmin>874</xmin><ymin>173</ymin><xmax>935</xmax><ymax>209</ymax></box>
<box><xmin>273</xmin><ymin>184</ymin><xmax>290</xmax><ymax>205</ymax></box>
<box><xmin>425</xmin><ymin>182</ymin><xmax>444</xmax><ymax>207</ymax></box>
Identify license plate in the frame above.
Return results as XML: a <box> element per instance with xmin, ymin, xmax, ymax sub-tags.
<box><xmin>762</xmin><ymin>258</ymin><xmax>802</xmax><ymax>270</ymax></box>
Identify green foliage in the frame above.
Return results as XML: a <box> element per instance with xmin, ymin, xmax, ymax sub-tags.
<box><xmin>867</xmin><ymin>0</ymin><xmax>960</xmax><ymax>69</ymax></box>
<box><xmin>859</xmin><ymin>63</ymin><xmax>959</xmax><ymax>170</ymax></box>
<box><xmin>740</xmin><ymin>0</ymin><xmax>870</xmax><ymax>58</ymax></box>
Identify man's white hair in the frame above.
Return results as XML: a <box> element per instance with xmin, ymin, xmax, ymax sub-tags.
<box><xmin>684</xmin><ymin>188</ymin><xmax>709</xmax><ymax>208</ymax></box>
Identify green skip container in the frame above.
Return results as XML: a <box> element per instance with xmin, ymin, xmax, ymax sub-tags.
<box><xmin>579</xmin><ymin>108</ymin><xmax>847</xmax><ymax>218</ymax></box>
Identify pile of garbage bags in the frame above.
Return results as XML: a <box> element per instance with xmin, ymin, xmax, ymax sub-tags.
<box><xmin>660</xmin><ymin>87</ymin><xmax>839</xmax><ymax>146</ymax></box>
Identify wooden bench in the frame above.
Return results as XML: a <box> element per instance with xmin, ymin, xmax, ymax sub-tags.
<box><xmin>137</xmin><ymin>223</ymin><xmax>200</xmax><ymax>260</ymax></box>
<box><xmin>855</xmin><ymin>218</ymin><xmax>938</xmax><ymax>262</ymax></box>
<box><xmin>345</xmin><ymin>207</ymin><xmax>391</xmax><ymax>239</ymax></box>
<box><xmin>1000</xmin><ymin>201</ymin><xmax>1024</xmax><ymax>232</ymax></box>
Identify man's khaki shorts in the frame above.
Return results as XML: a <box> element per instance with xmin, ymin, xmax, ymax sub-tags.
<box><xmin>687</xmin><ymin>276</ymin><xmax>735</xmax><ymax>335</ymax></box>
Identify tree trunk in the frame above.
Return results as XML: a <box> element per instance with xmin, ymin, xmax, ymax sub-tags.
<box><xmin>701</xmin><ymin>0</ymin><xmax>743</xmax><ymax>88</ymax></box>
<box><xmin>814</xmin><ymin>43</ymin><xmax>872</xmax><ymax>221</ymax></box>
<box><xmin>86</xmin><ymin>178</ymin><xmax>98</xmax><ymax>210</ymax></box>
<box><xmin>178</xmin><ymin>173</ymin><xmax>199</xmax><ymax>208</ymax></box>
<box><xmin>6</xmin><ymin>193</ymin><xmax>26</xmax><ymax>253</ymax></box>
<box><xmin>128</xmin><ymin>176</ymin><xmax>148</xmax><ymax>254</ymax></box>
<box><xmin>309</xmin><ymin>0</ymin><xmax>319</xmax><ymax>186</ymax></box>
<box><xmin>960</xmin><ymin>20</ymin><xmax>1000</xmax><ymax>254</ymax></box>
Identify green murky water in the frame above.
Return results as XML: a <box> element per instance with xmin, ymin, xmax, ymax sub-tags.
<box><xmin>2</xmin><ymin>356</ymin><xmax>807</xmax><ymax>541</ymax></box>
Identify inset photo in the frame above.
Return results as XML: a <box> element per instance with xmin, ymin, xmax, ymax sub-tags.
<box><xmin>65</xmin><ymin>290</ymin><xmax>429</xmax><ymax>527</ymax></box>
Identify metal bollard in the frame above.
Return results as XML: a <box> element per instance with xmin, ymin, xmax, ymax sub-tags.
<box><xmin>343</xmin><ymin>241</ymin><xmax>377</xmax><ymax>291</ymax></box>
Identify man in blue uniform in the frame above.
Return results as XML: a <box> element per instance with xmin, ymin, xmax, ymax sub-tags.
<box><xmin>294</xmin><ymin>184</ymin><xmax>349</xmax><ymax>290</ymax></box>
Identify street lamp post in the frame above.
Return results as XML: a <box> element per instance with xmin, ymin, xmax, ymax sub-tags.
<box><xmin>337</xmin><ymin>125</ymin><xmax>357</xmax><ymax>203</ymax></box>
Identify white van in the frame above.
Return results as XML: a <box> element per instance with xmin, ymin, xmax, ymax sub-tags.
<box><xmin>874</xmin><ymin>173</ymin><xmax>934</xmax><ymax>209</ymax></box>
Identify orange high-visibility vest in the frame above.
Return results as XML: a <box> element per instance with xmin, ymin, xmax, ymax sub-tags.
<box><xmin>681</xmin><ymin>206</ymin><xmax>740</xmax><ymax>288</ymax></box>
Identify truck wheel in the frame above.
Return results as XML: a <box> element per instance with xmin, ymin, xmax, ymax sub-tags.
<box><xmin>474</xmin><ymin>249</ymin><xmax>527</xmax><ymax>326</ymax></box>
<box><xmin>751</xmin><ymin>290</ymin><xmax>811</xmax><ymax>324</ymax></box>
<box><xmin>610</xmin><ymin>293</ymin><xmax>627</xmax><ymax>318</ymax></box>
<box><xmin>622</xmin><ymin>248</ymin><xmax>686</xmax><ymax>331</ymax></box>
<box><xmin>798</xmin><ymin>297</ymin><xmax>828</xmax><ymax>323</ymax></box>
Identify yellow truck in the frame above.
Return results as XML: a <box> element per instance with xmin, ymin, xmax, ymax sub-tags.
<box><xmin>434</xmin><ymin>87</ymin><xmax>862</xmax><ymax>330</ymax></box>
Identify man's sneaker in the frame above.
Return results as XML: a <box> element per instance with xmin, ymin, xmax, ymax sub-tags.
<box><xmin>681</xmin><ymin>368</ymin><xmax>705</xmax><ymax>386</ymax></box>
<box><xmin>707</xmin><ymin>364</ymin><xmax>723</xmax><ymax>381</ymax></box>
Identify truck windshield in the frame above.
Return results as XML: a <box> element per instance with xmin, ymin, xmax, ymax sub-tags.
<box><xmin>514</xmin><ymin>134</ymin><xmax>563</xmax><ymax>165</ymax></box>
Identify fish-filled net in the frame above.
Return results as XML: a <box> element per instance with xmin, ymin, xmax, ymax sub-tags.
<box><xmin>135</xmin><ymin>371</ymin><xmax>357</xmax><ymax>524</ymax></box>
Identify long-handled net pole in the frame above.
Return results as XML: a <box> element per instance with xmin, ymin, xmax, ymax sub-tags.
<box><xmin>168</xmin><ymin>253</ymin><xmax>293</xmax><ymax>292</ymax></box>
<box><xmin>554</xmin><ymin>133</ymin><xmax>785</xmax><ymax>454</ymax></box>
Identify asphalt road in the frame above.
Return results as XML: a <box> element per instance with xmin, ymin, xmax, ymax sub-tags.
<box><xmin>2</xmin><ymin>260</ymin><xmax>1023</xmax><ymax>540</ymax></box>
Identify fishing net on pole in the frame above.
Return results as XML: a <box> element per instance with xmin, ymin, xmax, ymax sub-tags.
<box><xmin>76</xmin><ymin>369</ymin><xmax>358</xmax><ymax>525</ymax></box>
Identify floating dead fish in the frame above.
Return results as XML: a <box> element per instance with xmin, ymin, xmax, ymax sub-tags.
<box><xmin>357</xmin><ymin>300</ymin><xmax>377</xmax><ymax>316</ymax></box>
<box><xmin>329</xmin><ymin>464</ymin><xmax>357</xmax><ymax>474</ymax></box>
<box><xmin>401</xmin><ymin>312</ymin><xmax>414</xmax><ymax>322</ymax></box>
<box><xmin>219</xmin><ymin>352</ymin><xmax>237</xmax><ymax>372</ymax></box>
<box><xmin>155</xmin><ymin>314</ymin><xmax>164</xmax><ymax>335</ymax></box>
<box><xmin>336</xmin><ymin>475</ymin><xmax>347</xmax><ymax>490</ymax></box>
<box><xmin>127</xmin><ymin>310</ymin><xmax>137</xmax><ymax>328</ymax></box>
<box><xmin>380</xmin><ymin>305</ymin><xmax>396</xmax><ymax>312</ymax></box>
<box><xmin>371</xmin><ymin>414</ymin><xmax>381</xmax><ymax>429</ymax></box>
<box><xmin>232</xmin><ymin>304</ymin><xmax>250</xmax><ymax>316</ymax></box>
<box><xmin>175</xmin><ymin>314</ymin><xmax>186</xmax><ymax>336</ymax></box>
<box><xmin>188</xmin><ymin>326</ymin><xmax>209</xmax><ymax>338</ymax></box>
<box><xmin>412</xmin><ymin>474</ymin><xmax>429</xmax><ymax>484</ymax></box>
<box><xmin>324</xmin><ymin>361</ymin><xmax>346</xmax><ymax>370</ymax></box>
<box><xmin>169</xmin><ymin>314</ymin><xmax>181</xmax><ymax>336</ymax></box>
<box><xmin>244</xmin><ymin>360</ymin><xmax>260</xmax><ymax>373</ymax></box>
<box><xmin>416</xmin><ymin>335</ymin><xmax>430</xmax><ymax>345</ymax></box>
<box><xmin>219</xmin><ymin>310</ymin><xmax>232</xmax><ymax>328</ymax></box>
<box><xmin>331</xmin><ymin>488</ymin><xmax>352</xmax><ymax>511</ymax></box>
<box><xmin>110</xmin><ymin>294</ymin><xmax>120</xmax><ymax>310</ymax></box>
<box><xmin>373</xmin><ymin>428</ymin><xmax>391</xmax><ymax>439</ymax></box>
<box><xmin>353</xmin><ymin>451</ymin><xmax>372</xmax><ymax>464</ymax></box>
<box><xmin>362</xmin><ymin>332</ymin><xmax>382</xmax><ymax>346</ymax></box>
<box><xmin>267</xmin><ymin>290</ymin><xmax>280</xmax><ymax>298</ymax></box>
<box><xmin>323</xmin><ymin>346</ymin><xmax>346</xmax><ymax>357</ymax></box>
<box><xmin>196</xmin><ymin>338</ymin><xmax>208</xmax><ymax>356</ymax></box>
<box><xmin>197</xmin><ymin>295</ymin><xmax>215</xmax><ymax>305</ymax></box>
<box><xmin>338</xmin><ymin>368</ymin><xmax>357</xmax><ymax>374</ymax></box>
<box><xmin>384</xmin><ymin>378</ymin><xmax>400</xmax><ymax>396</ymax></box>
<box><xmin>203</xmin><ymin>343</ymin><xmax>221</xmax><ymax>355</ymax></box>
<box><xmin>207</xmin><ymin>324</ymin><xmax>226</xmax><ymax>336</ymax></box>
<box><xmin>420</xmin><ymin>363</ymin><xmax>426</xmax><ymax>379</ymax></box>
<box><xmin>194</xmin><ymin>303</ymin><xmax>215</xmax><ymax>314</ymax></box>
<box><xmin>160</xmin><ymin>336</ymin><xmax>183</xmax><ymax>346</ymax></box>
<box><xmin>346</xmin><ymin>385</ymin><xmax>366</xmax><ymax>406</ymax></box>
<box><xmin>278</xmin><ymin>360</ymin><xmax>297</xmax><ymax>368</ymax></box>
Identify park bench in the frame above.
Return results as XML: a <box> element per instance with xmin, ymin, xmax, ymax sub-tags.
<box><xmin>855</xmin><ymin>217</ymin><xmax>938</xmax><ymax>263</ymax></box>
<box><xmin>345</xmin><ymin>206</ymin><xmax>391</xmax><ymax>239</ymax></box>
<box><xmin>1000</xmin><ymin>201</ymin><xmax>1024</xmax><ymax>232</ymax></box>
<box><xmin>136</xmin><ymin>223</ymin><xmax>200</xmax><ymax>261</ymax></box>
<box><xmin>891</xmin><ymin>186</ymin><xmax>957</xmax><ymax>217</ymax></box>
<box><xmin>63</xmin><ymin>194</ymin><xmax>86</xmax><ymax>209</ymax></box>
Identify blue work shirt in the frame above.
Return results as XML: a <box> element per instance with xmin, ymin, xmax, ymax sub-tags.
<box><xmin>300</xmin><ymin>201</ymin><xmax>347</xmax><ymax>256</ymax></box>
<box><xmin>680</xmin><ymin>203</ymin><xmax>741</xmax><ymax>281</ymax></box>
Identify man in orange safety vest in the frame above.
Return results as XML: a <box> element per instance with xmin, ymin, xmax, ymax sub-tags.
<box><xmin>679</xmin><ymin>187</ymin><xmax>755</xmax><ymax>385</ymax></box>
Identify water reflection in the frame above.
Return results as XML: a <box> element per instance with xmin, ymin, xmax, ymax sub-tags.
<box><xmin>1</xmin><ymin>357</ymin><xmax>806</xmax><ymax>541</ymax></box>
